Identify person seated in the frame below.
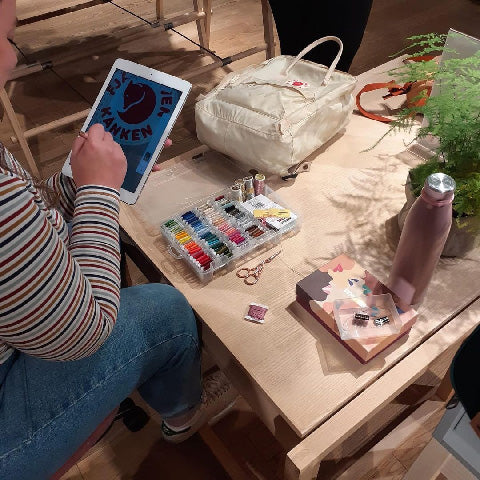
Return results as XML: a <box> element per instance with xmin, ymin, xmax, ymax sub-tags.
<box><xmin>268</xmin><ymin>0</ymin><xmax>373</xmax><ymax>72</ymax></box>
<box><xmin>0</xmin><ymin>1</ymin><xmax>236</xmax><ymax>477</ymax></box>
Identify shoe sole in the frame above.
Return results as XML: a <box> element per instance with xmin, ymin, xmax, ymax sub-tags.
<box><xmin>207</xmin><ymin>395</ymin><xmax>238</xmax><ymax>426</ymax></box>
<box><xmin>162</xmin><ymin>395</ymin><xmax>239</xmax><ymax>444</ymax></box>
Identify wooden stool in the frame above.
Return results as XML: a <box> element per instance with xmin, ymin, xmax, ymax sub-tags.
<box><xmin>50</xmin><ymin>410</ymin><xmax>117</xmax><ymax>480</ymax></box>
<box><xmin>50</xmin><ymin>397</ymin><xmax>149</xmax><ymax>480</ymax></box>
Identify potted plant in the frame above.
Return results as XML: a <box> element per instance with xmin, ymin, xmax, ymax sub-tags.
<box><xmin>374</xmin><ymin>33</ymin><xmax>480</xmax><ymax>256</ymax></box>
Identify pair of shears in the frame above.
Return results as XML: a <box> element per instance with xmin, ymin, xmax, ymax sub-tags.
<box><xmin>236</xmin><ymin>250</ymin><xmax>281</xmax><ymax>285</ymax></box>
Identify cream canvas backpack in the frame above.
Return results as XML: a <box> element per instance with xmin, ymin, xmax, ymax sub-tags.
<box><xmin>195</xmin><ymin>37</ymin><xmax>356</xmax><ymax>178</ymax></box>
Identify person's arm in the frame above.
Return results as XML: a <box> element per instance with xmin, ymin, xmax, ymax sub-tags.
<box><xmin>0</xmin><ymin>145</ymin><xmax>77</xmax><ymax>222</ymax></box>
<box><xmin>0</xmin><ymin>124</ymin><xmax>127</xmax><ymax>361</ymax></box>
<box><xmin>0</xmin><ymin>172</ymin><xmax>121</xmax><ymax>360</ymax></box>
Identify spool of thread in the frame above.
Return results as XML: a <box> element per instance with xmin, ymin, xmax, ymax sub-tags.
<box><xmin>253</xmin><ymin>173</ymin><xmax>265</xmax><ymax>196</ymax></box>
<box><xmin>243</xmin><ymin>175</ymin><xmax>254</xmax><ymax>200</ymax></box>
<box><xmin>230</xmin><ymin>184</ymin><xmax>243</xmax><ymax>202</ymax></box>
<box><xmin>234</xmin><ymin>179</ymin><xmax>245</xmax><ymax>201</ymax></box>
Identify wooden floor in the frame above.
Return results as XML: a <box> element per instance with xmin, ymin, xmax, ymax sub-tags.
<box><xmin>2</xmin><ymin>0</ymin><xmax>479</xmax><ymax>479</ymax></box>
<box><xmin>4</xmin><ymin>0</ymin><xmax>480</xmax><ymax>177</ymax></box>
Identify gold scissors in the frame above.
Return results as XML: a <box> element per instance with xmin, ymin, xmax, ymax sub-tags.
<box><xmin>236</xmin><ymin>250</ymin><xmax>281</xmax><ymax>285</ymax></box>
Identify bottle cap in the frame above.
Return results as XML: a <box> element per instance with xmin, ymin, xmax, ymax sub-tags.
<box><xmin>426</xmin><ymin>173</ymin><xmax>456</xmax><ymax>194</ymax></box>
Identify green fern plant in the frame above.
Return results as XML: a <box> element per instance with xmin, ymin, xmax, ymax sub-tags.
<box><xmin>378</xmin><ymin>33</ymin><xmax>480</xmax><ymax>224</ymax></box>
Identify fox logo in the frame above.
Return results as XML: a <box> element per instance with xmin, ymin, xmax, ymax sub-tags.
<box><xmin>118</xmin><ymin>81</ymin><xmax>156</xmax><ymax>124</ymax></box>
<box><xmin>286</xmin><ymin>80</ymin><xmax>309</xmax><ymax>89</ymax></box>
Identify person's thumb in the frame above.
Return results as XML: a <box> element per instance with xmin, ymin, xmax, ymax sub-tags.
<box><xmin>71</xmin><ymin>135</ymin><xmax>86</xmax><ymax>157</ymax></box>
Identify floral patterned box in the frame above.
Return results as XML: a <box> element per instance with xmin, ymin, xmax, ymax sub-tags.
<box><xmin>296</xmin><ymin>254</ymin><xmax>418</xmax><ymax>363</ymax></box>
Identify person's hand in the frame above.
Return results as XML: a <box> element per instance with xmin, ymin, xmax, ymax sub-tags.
<box><xmin>71</xmin><ymin>124</ymin><xmax>127</xmax><ymax>190</ymax></box>
<box><xmin>151</xmin><ymin>138</ymin><xmax>172</xmax><ymax>172</ymax></box>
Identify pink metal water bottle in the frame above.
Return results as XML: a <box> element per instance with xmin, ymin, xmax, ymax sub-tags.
<box><xmin>388</xmin><ymin>173</ymin><xmax>455</xmax><ymax>306</ymax></box>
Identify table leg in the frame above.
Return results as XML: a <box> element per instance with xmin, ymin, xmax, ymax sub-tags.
<box><xmin>193</xmin><ymin>0</ymin><xmax>209</xmax><ymax>50</ymax></box>
<box><xmin>0</xmin><ymin>88</ymin><xmax>40</xmax><ymax>178</ymax></box>
<box><xmin>260</xmin><ymin>0</ymin><xmax>275</xmax><ymax>59</ymax></box>
<box><xmin>156</xmin><ymin>0</ymin><xmax>165</xmax><ymax>20</ymax></box>
<box><xmin>203</xmin><ymin>0</ymin><xmax>213</xmax><ymax>49</ymax></box>
<box><xmin>199</xmin><ymin>425</ymin><xmax>252</xmax><ymax>480</ymax></box>
<box><xmin>436</xmin><ymin>368</ymin><xmax>454</xmax><ymax>403</ymax></box>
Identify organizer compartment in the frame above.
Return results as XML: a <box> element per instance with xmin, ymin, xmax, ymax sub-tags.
<box><xmin>161</xmin><ymin>187</ymin><xmax>298</xmax><ymax>282</ymax></box>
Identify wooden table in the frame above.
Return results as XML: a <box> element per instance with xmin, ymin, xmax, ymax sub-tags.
<box><xmin>119</xmin><ymin>59</ymin><xmax>480</xmax><ymax>479</ymax></box>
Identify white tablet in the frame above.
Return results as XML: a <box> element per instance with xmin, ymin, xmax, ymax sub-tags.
<box><xmin>62</xmin><ymin>59</ymin><xmax>191</xmax><ymax>204</ymax></box>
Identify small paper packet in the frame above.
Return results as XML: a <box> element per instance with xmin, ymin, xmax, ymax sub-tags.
<box><xmin>245</xmin><ymin>303</ymin><xmax>268</xmax><ymax>324</ymax></box>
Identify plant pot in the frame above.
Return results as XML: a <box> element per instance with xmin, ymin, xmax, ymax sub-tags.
<box><xmin>397</xmin><ymin>173</ymin><xmax>478</xmax><ymax>257</ymax></box>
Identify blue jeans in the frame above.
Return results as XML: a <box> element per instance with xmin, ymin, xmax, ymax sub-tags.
<box><xmin>0</xmin><ymin>284</ymin><xmax>202</xmax><ymax>480</ymax></box>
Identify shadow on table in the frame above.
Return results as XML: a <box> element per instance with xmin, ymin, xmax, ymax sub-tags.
<box><xmin>287</xmin><ymin>301</ymin><xmax>394</xmax><ymax>378</ymax></box>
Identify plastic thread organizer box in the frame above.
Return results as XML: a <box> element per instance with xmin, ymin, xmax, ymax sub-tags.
<box><xmin>156</xmin><ymin>150</ymin><xmax>299</xmax><ymax>282</ymax></box>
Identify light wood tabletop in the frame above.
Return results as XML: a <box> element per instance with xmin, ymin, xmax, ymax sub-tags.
<box><xmin>119</xmin><ymin>59</ymin><xmax>480</xmax><ymax>479</ymax></box>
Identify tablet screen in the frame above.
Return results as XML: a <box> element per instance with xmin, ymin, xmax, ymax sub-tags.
<box><xmin>87</xmin><ymin>69</ymin><xmax>182</xmax><ymax>193</ymax></box>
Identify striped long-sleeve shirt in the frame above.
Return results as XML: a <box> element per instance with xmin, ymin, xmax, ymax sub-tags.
<box><xmin>0</xmin><ymin>143</ymin><xmax>121</xmax><ymax>364</ymax></box>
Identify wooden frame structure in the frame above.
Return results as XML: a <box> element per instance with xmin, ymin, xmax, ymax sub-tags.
<box><xmin>0</xmin><ymin>0</ymin><xmax>275</xmax><ymax>178</ymax></box>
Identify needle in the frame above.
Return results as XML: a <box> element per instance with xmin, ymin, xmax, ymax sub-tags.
<box><xmin>264</xmin><ymin>250</ymin><xmax>281</xmax><ymax>263</ymax></box>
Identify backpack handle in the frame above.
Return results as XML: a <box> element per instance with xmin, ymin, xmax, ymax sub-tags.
<box><xmin>285</xmin><ymin>36</ymin><xmax>343</xmax><ymax>85</ymax></box>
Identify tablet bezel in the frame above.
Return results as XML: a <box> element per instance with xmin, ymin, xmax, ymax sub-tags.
<box><xmin>62</xmin><ymin>58</ymin><xmax>191</xmax><ymax>204</ymax></box>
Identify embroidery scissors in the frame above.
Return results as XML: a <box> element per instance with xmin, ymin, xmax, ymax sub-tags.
<box><xmin>236</xmin><ymin>250</ymin><xmax>281</xmax><ymax>285</ymax></box>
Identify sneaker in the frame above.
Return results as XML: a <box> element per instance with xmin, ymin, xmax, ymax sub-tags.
<box><xmin>161</xmin><ymin>370</ymin><xmax>238</xmax><ymax>443</ymax></box>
